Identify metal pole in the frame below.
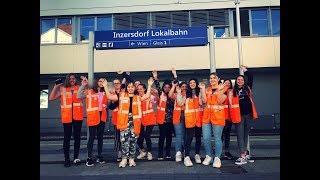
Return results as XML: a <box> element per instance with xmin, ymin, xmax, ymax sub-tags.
<box><xmin>87</xmin><ymin>31</ymin><xmax>94</xmax><ymax>142</ymax></box>
<box><xmin>208</xmin><ymin>26</ymin><xmax>216</xmax><ymax>73</ymax></box>
<box><xmin>235</xmin><ymin>0</ymin><xmax>244</xmax><ymax>75</ymax></box>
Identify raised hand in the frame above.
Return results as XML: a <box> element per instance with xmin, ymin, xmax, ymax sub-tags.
<box><xmin>240</xmin><ymin>65</ymin><xmax>248</xmax><ymax>72</ymax></box>
<box><xmin>218</xmin><ymin>82</ymin><xmax>225</xmax><ymax>91</ymax></box>
<box><xmin>198</xmin><ymin>82</ymin><xmax>205</xmax><ymax>90</ymax></box>
<box><xmin>171</xmin><ymin>67</ymin><xmax>177</xmax><ymax>78</ymax></box>
<box><xmin>176</xmin><ymin>85</ymin><xmax>181</xmax><ymax>93</ymax></box>
<box><xmin>80</xmin><ymin>76</ymin><xmax>88</xmax><ymax>86</ymax></box>
<box><xmin>152</xmin><ymin>70</ymin><xmax>158</xmax><ymax>80</ymax></box>
<box><xmin>148</xmin><ymin>77</ymin><xmax>154</xmax><ymax>86</ymax></box>
<box><xmin>101</xmin><ymin>78</ymin><xmax>108</xmax><ymax>87</ymax></box>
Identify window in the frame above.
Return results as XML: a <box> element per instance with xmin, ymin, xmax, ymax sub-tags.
<box><xmin>233</xmin><ymin>10</ymin><xmax>250</xmax><ymax>36</ymax></box>
<box><xmin>57</xmin><ymin>18</ymin><xmax>72</xmax><ymax>43</ymax></box>
<box><xmin>40</xmin><ymin>85</ymin><xmax>48</xmax><ymax>109</ymax></box>
<box><xmin>191</xmin><ymin>10</ymin><xmax>208</xmax><ymax>26</ymax></box>
<box><xmin>97</xmin><ymin>16</ymin><xmax>112</xmax><ymax>31</ymax></box>
<box><xmin>172</xmin><ymin>11</ymin><xmax>189</xmax><ymax>27</ymax></box>
<box><xmin>152</xmin><ymin>12</ymin><xmax>171</xmax><ymax>28</ymax></box>
<box><xmin>114</xmin><ymin>13</ymin><xmax>149</xmax><ymax>30</ymax></box>
<box><xmin>41</xmin><ymin>19</ymin><xmax>55</xmax><ymax>44</ymax></box>
<box><xmin>191</xmin><ymin>9</ymin><xmax>230</xmax><ymax>37</ymax></box>
<box><xmin>214</xmin><ymin>27</ymin><xmax>226</xmax><ymax>38</ymax></box>
<box><xmin>79</xmin><ymin>17</ymin><xmax>94</xmax><ymax>42</ymax></box>
<box><xmin>251</xmin><ymin>10</ymin><xmax>268</xmax><ymax>36</ymax></box>
<box><xmin>271</xmin><ymin>9</ymin><xmax>280</xmax><ymax>35</ymax></box>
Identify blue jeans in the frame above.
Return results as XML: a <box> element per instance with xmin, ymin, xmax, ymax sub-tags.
<box><xmin>202</xmin><ymin>123</ymin><xmax>224</xmax><ymax>158</ymax></box>
<box><xmin>173</xmin><ymin>111</ymin><xmax>185</xmax><ymax>153</ymax></box>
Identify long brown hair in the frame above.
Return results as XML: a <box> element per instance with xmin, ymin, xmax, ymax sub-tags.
<box><xmin>63</xmin><ymin>73</ymin><xmax>77</xmax><ymax>87</ymax></box>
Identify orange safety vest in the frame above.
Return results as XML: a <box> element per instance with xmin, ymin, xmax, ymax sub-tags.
<box><xmin>141</xmin><ymin>97</ymin><xmax>156</xmax><ymax>126</ymax></box>
<box><xmin>111</xmin><ymin>91</ymin><xmax>119</xmax><ymax>126</ymax></box>
<box><xmin>173</xmin><ymin>92</ymin><xmax>186</xmax><ymax>125</ymax></box>
<box><xmin>184</xmin><ymin>96</ymin><xmax>203</xmax><ymax>128</ymax></box>
<box><xmin>156</xmin><ymin>92</ymin><xmax>168</xmax><ymax>125</ymax></box>
<box><xmin>202</xmin><ymin>87</ymin><xmax>225</xmax><ymax>126</ymax></box>
<box><xmin>60</xmin><ymin>86</ymin><xmax>84</xmax><ymax>123</ymax></box>
<box><xmin>223</xmin><ymin>89</ymin><xmax>231</xmax><ymax>121</ymax></box>
<box><xmin>229</xmin><ymin>87</ymin><xmax>258</xmax><ymax>123</ymax></box>
<box><xmin>117</xmin><ymin>92</ymin><xmax>142</xmax><ymax>135</ymax></box>
<box><xmin>85</xmin><ymin>89</ymin><xmax>108</xmax><ymax>126</ymax></box>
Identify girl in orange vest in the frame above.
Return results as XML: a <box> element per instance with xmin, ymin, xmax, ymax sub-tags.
<box><xmin>49</xmin><ymin>73</ymin><xmax>84</xmax><ymax>167</ymax></box>
<box><xmin>200</xmin><ymin>72</ymin><xmax>227</xmax><ymax>168</ymax></box>
<box><xmin>136</xmin><ymin>84</ymin><xmax>158</xmax><ymax>160</ymax></box>
<box><xmin>229</xmin><ymin>65</ymin><xmax>258</xmax><ymax>165</ymax></box>
<box><xmin>168</xmin><ymin>68</ymin><xmax>187</xmax><ymax>163</ymax></box>
<box><xmin>221</xmin><ymin>79</ymin><xmax>234</xmax><ymax>160</ymax></box>
<box><xmin>103</xmin><ymin>77</ymin><xmax>154</xmax><ymax>168</ymax></box>
<box><xmin>152</xmin><ymin>70</ymin><xmax>176</xmax><ymax>160</ymax></box>
<box><xmin>176</xmin><ymin>78</ymin><xmax>203</xmax><ymax>167</ymax></box>
<box><xmin>77</xmin><ymin>76</ymin><xmax>108</xmax><ymax>167</ymax></box>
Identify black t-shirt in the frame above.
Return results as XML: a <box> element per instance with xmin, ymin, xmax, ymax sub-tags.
<box><xmin>237</xmin><ymin>88</ymin><xmax>252</xmax><ymax>115</ymax></box>
<box><xmin>129</xmin><ymin>97</ymin><xmax>133</xmax><ymax>113</ymax></box>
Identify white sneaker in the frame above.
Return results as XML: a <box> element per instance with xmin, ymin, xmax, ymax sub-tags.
<box><xmin>235</xmin><ymin>157</ymin><xmax>247</xmax><ymax>165</ymax></box>
<box><xmin>212</xmin><ymin>157</ymin><xmax>221</xmax><ymax>168</ymax></box>
<box><xmin>147</xmin><ymin>152</ymin><xmax>153</xmax><ymax>161</ymax></box>
<box><xmin>202</xmin><ymin>155</ymin><xmax>212</xmax><ymax>165</ymax></box>
<box><xmin>245</xmin><ymin>155</ymin><xmax>254</xmax><ymax>163</ymax></box>
<box><xmin>119</xmin><ymin>158</ymin><xmax>127</xmax><ymax>168</ymax></box>
<box><xmin>128</xmin><ymin>158</ymin><xmax>136</xmax><ymax>167</ymax></box>
<box><xmin>184</xmin><ymin>156</ymin><xmax>193</xmax><ymax>167</ymax></box>
<box><xmin>137</xmin><ymin>151</ymin><xmax>147</xmax><ymax>159</ymax></box>
<box><xmin>194</xmin><ymin>154</ymin><xmax>202</xmax><ymax>164</ymax></box>
<box><xmin>175</xmin><ymin>151</ymin><xmax>182</xmax><ymax>162</ymax></box>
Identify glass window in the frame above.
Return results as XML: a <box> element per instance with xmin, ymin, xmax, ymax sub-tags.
<box><xmin>40</xmin><ymin>88</ymin><xmax>48</xmax><ymax>109</ymax></box>
<box><xmin>80</xmin><ymin>17</ymin><xmax>94</xmax><ymax>42</ymax></box>
<box><xmin>172</xmin><ymin>11</ymin><xmax>189</xmax><ymax>27</ymax></box>
<box><xmin>41</xmin><ymin>19</ymin><xmax>55</xmax><ymax>44</ymax></box>
<box><xmin>132</xmin><ymin>13</ymin><xmax>150</xmax><ymax>29</ymax></box>
<box><xmin>97</xmin><ymin>16</ymin><xmax>112</xmax><ymax>31</ymax></box>
<box><xmin>271</xmin><ymin>9</ymin><xmax>280</xmax><ymax>35</ymax></box>
<box><xmin>152</xmin><ymin>12</ymin><xmax>171</xmax><ymax>28</ymax></box>
<box><xmin>233</xmin><ymin>10</ymin><xmax>250</xmax><ymax>36</ymax></box>
<box><xmin>114</xmin><ymin>15</ymin><xmax>131</xmax><ymax>30</ymax></box>
<box><xmin>191</xmin><ymin>10</ymin><xmax>208</xmax><ymax>26</ymax></box>
<box><xmin>57</xmin><ymin>18</ymin><xmax>72</xmax><ymax>43</ymax></box>
<box><xmin>209</xmin><ymin>10</ymin><xmax>229</xmax><ymax>26</ymax></box>
<box><xmin>214</xmin><ymin>27</ymin><xmax>226</xmax><ymax>38</ymax></box>
<box><xmin>251</xmin><ymin>10</ymin><xmax>269</xmax><ymax>36</ymax></box>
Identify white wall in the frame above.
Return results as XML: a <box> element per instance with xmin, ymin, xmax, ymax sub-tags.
<box><xmin>40</xmin><ymin>0</ymin><xmax>280</xmax><ymax>16</ymax></box>
<box><xmin>40</xmin><ymin>37</ymin><xmax>280</xmax><ymax>74</ymax></box>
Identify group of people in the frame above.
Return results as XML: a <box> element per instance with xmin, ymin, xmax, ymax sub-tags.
<box><xmin>48</xmin><ymin>65</ymin><xmax>258</xmax><ymax>168</ymax></box>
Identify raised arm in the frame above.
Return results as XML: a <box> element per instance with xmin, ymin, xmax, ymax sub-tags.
<box><xmin>76</xmin><ymin>76</ymin><xmax>88</xmax><ymax>99</ymax></box>
<box><xmin>198</xmin><ymin>82</ymin><xmax>207</xmax><ymax>104</ymax></box>
<box><xmin>49</xmin><ymin>80</ymin><xmax>62</xmax><ymax>101</ymax></box>
<box><xmin>102</xmin><ymin>78</ymin><xmax>118</xmax><ymax>101</ymax></box>
<box><xmin>168</xmin><ymin>81</ymin><xmax>177</xmax><ymax>100</ymax></box>
<box><xmin>141</xmin><ymin>77</ymin><xmax>154</xmax><ymax>101</ymax></box>
<box><xmin>217</xmin><ymin>83</ymin><xmax>227</xmax><ymax>105</ymax></box>
<box><xmin>241</xmin><ymin>65</ymin><xmax>253</xmax><ymax>89</ymax></box>
<box><xmin>152</xmin><ymin>70</ymin><xmax>162</xmax><ymax>97</ymax></box>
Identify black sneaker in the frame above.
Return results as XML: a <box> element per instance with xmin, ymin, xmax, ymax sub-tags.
<box><xmin>73</xmin><ymin>158</ymin><xmax>81</xmax><ymax>165</ymax></box>
<box><xmin>158</xmin><ymin>155</ymin><xmax>164</xmax><ymax>161</ymax></box>
<box><xmin>96</xmin><ymin>156</ymin><xmax>106</xmax><ymax>164</ymax></box>
<box><xmin>86</xmin><ymin>158</ymin><xmax>94</xmax><ymax>167</ymax></box>
<box><xmin>165</xmin><ymin>156</ymin><xmax>171</xmax><ymax>160</ymax></box>
<box><xmin>224</xmin><ymin>152</ymin><xmax>233</xmax><ymax>160</ymax></box>
<box><xmin>64</xmin><ymin>159</ymin><xmax>71</xmax><ymax>167</ymax></box>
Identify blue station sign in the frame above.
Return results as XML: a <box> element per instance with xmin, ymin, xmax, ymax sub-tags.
<box><xmin>94</xmin><ymin>26</ymin><xmax>208</xmax><ymax>50</ymax></box>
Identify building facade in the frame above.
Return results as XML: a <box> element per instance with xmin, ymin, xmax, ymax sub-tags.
<box><xmin>40</xmin><ymin>0</ymin><xmax>280</xmax><ymax>134</ymax></box>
